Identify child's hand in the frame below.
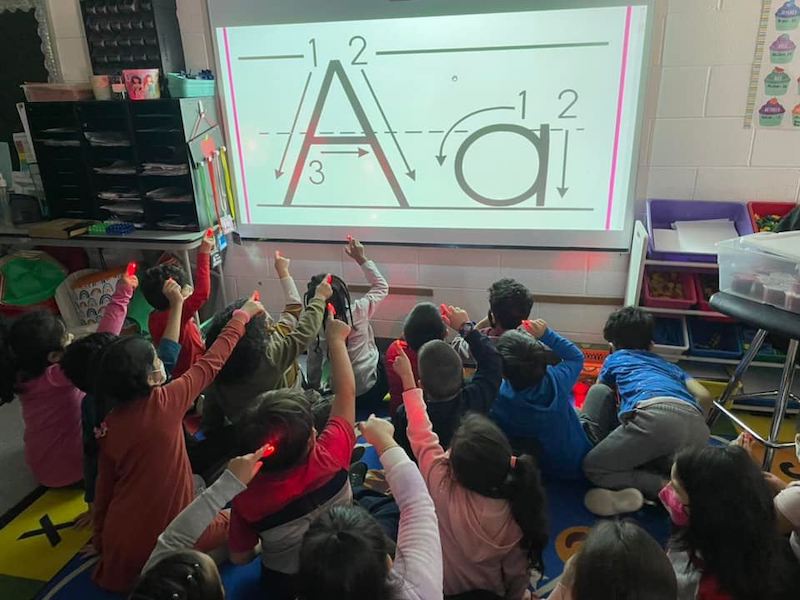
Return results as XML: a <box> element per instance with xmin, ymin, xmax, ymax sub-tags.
<box><xmin>121</xmin><ymin>274</ymin><xmax>139</xmax><ymax>290</ymax></box>
<box><xmin>163</xmin><ymin>278</ymin><xmax>184</xmax><ymax>307</ymax></box>
<box><xmin>314</xmin><ymin>275</ymin><xmax>334</xmax><ymax>301</ymax></box>
<box><xmin>199</xmin><ymin>228</ymin><xmax>215</xmax><ymax>254</ymax></box>
<box><xmin>241</xmin><ymin>292</ymin><xmax>266</xmax><ymax>318</ymax></box>
<box><xmin>73</xmin><ymin>505</ymin><xmax>93</xmax><ymax>530</ymax></box>
<box><xmin>344</xmin><ymin>236</ymin><xmax>367</xmax><ymax>265</ymax></box>
<box><xmin>763</xmin><ymin>471</ymin><xmax>789</xmax><ymax>495</ymax></box>
<box><xmin>180</xmin><ymin>284</ymin><xmax>194</xmax><ymax>299</ymax></box>
<box><xmin>392</xmin><ymin>343</ymin><xmax>416</xmax><ymax>390</ymax></box>
<box><xmin>442</xmin><ymin>305</ymin><xmax>470</xmax><ymax>332</ymax></box>
<box><xmin>274</xmin><ymin>251</ymin><xmax>290</xmax><ymax>278</ymax></box>
<box><xmin>228</xmin><ymin>446</ymin><xmax>266</xmax><ymax>485</ymax></box>
<box><xmin>79</xmin><ymin>542</ymin><xmax>99</xmax><ymax>558</ymax></box>
<box><xmin>358</xmin><ymin>414</ymin><xmax>396</xmax><ymax>453</ymax></box>
<box><xmin>326</xmin><ymin>314</ymin><xmax>351</xmax><ymax>343</ymax></box>
<box><xmin>523</xmin><ymin>319</ymin><xmax>548</xmax><ymax>338</ymax></box>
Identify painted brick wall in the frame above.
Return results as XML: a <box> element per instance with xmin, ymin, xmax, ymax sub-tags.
<box><xmin>44</xmin><ymin>0</ymin><xmax>800</xmax><ymax>341</ymax></box>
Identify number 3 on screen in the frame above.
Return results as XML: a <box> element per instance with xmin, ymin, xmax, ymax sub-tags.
<box><xmin>309</xmin><ymin>160</ymin><xmax>325</xmax><ymax>185</ymax></box>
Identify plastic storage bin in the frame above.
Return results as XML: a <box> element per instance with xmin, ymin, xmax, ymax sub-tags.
<box><xmin>167</xmin><ymin>73</ymin><xmax>216</xmax><ymax>98</ymax></box>
<box><xmin>641</xmin><ymin>269</ymin><xmax>697</xmax><ymax>309</ymax></box>
<box><xmin>646</xmin><ymin>199</ymin><xmax>754</xmax><ymax>263</ymax></box>
<box><xmin>22</xmin><ymin>83</ymin><xmax>93</xmax><ymax>102</ymax></box>
<box><xmin>741</xmin><ymin>327</ymin><xmax>787</xmax><ymax>364</ymax></box>
<box><xmin>687</xmin><ymin>318</ymin><xmax>743</xmax><ymax>359</ymax></box>
<box><xmin>653</xmin><ymin>316</ymin><xmax>689</xmax><ymax>359</ymax></box>
<box><xmin>717</xmin><ymin>231</ymin><xmax>800</xmax><ymax>314</ymax></box>
<box><xmin>693</xmin><ymin>272</ymin><xmax>734</xmax><ymax>321</ymax></box>
<box><xmin>747</xmin><ymin>201</ymin><xmax>796</xmax><ymax>232</ymax></box>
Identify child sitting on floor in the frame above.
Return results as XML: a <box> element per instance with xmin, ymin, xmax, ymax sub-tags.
<box><xmin>394</xmin><ymin>346</ymin><xmax>547</xmax><ymax>599</ymax></box>
<box><xmin>62</xmin><ymin>278</ymin><xmax>185</xmax><ymax>525</ymax></box>
<box><xmin>0</xmin><ymin>271</ymin><xmax>137</xmax><ymax>488</ymax></box>
<box><xmin>305</xmin><ymin>237</ymin><xmax>389</xmax><ymax>407</ymax></box>
<box><xmin>90</xmin><ymin>293</ymin><xmax>263</xmax><ymax>593</ymax></box>
<box><xmin>549</xmin><ymin>520</ymin><xmax>676</xmax><ymax>600</ymax></box>
<box><xmin>492</xmin><ymin>319</ymin><xmax>590</xmax><ymax>480</ymax></box>
<box><xmin>581</xmin><ymin>307</ymin><xmax>711</xmax><ymax>516</ymax></box>
<box><xmin>385</xmin><ymin>302</ymin><xmax>448</xmax><ymax>417</ymax></box>
<box><xmin>297</xmin><ymin>414</ymin><xmax>442</xmax><ymax>600</ymax></box>
<box><xmin>452</xmin><ymin>278</ymin><xmax>534</xmax><ymax>363</ymax></box>
<box><xmin>201</xmin><ymin>254</ymin><xmax>327</xmax><ymax>431</ymax></box>
<box><xmin>228</xmin><ymin>314</ymin><xmax>356</xmax><ymax>600</ymax></box>
<box><xmin>393</xmin><ymin>305</ymin><xmax>502</xmax><ymax>454</ymax></box>
<box><xmin>130</xmin><ymin>447</ymin><xmax>266</xmax><ymax>600</ymax></box>
<box><xmin>665</xmin><ymin>446</ymin><xmax>800</xmax><ymax>600</ymax></box>
<box><xmin>140</xmin><ymin>228</ymin><xmax>214</xmax><ymax>376</ymax></box>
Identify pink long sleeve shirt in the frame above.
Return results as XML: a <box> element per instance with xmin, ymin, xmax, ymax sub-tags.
<box><xmin>18</xmin><ymin>280</ymin><xmax>134</xmax><ymax>487</ymax></box>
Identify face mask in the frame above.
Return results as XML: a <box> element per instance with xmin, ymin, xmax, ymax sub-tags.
<box><xmin>795</xmin><ymin>433</ymin><xmax>800</xmax><ymax>462</ymax></box>
<box><xmin>149</xmin><ymin>362</ymin><xmax>167</xmax><ymax>386</ymax></box>
<box><xmin>659</xmin><ymin>483</ymin><xmax>690</xmax><ymax>527</ymax></box>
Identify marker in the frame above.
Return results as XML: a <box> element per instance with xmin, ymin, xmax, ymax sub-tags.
<box><xmin>327</xmin><ymin>302</ymin><xmax>336</xmax><ymax>316</ymax></box>
<box><xmin>126</xmin><ymin>262</ymin><xmax>137</xmax><ymax>277</ymax></box>
<box><xmin>206</xmin><ymin>227</ymin><xmax>214</xmax><ymax>237</ymax></box>
<box><xmin>327</xmin><ymin>274</ymin><xmax>333</xmax><ymax>285</ymax></box>
<box><xmin>262</xmin><ymin>443</ymin><xmax>276</xmax><ymax>458</ymax></box>
<box><xmin>440</xmin><ymin>303</ymin><xmax>449</xmax><ymax>317</ymax></box>
<box><xmin>346</xmin><ymin>234</ymin><xmax>353</xmax><ymax>242</ymax></box>
<box><xmin>253</xmin><ymin>290</ymin><xmax>260</xmax><ymax>302</ymax></box>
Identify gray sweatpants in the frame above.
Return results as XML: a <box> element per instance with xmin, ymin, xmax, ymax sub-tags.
<box><xmin>581</xmin><ymin>384</ymin><xmax>709</xmax><ymax>498</ymax></box>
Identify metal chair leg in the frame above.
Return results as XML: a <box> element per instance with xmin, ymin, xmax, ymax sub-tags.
<box><xmin>763</xmin><ymin>339</ymin><xmax>799</xmax><ymax>471</ymax></box>
<box><xmin>706</xmin><ymin>329</ymin><xmax>768</xmax><ymax>427</ymax></box>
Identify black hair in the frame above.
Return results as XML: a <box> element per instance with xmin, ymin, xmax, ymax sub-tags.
<box><xmin>140</xmin><ymin>263</ymin><xmax>189</xmax><ymax>311</ymax></box>
<box><xmin>130</xmin><ymin>550</ymin><xmax>223</xmax><ymax>600</ymax></box>
<box><xmin>673</xmin><ymin>446</ymin><xmax>800</xmax><ymax>600</ymax></box>
<box><xmin>304</xmin><ymin>388</ymin><xmax>333</xmax><ymax>432</ymax></box>
<box><xmin>417</xmin><ymin>340</ymin><xmax>462</xmax><ymax>402</ymax></box>
<box><xmin>449</xmin><ymin>413</ymin><xmax>548</xmax><ymax>573</ymax></box>
<box><xmin>0</xmin><ymin>311</ymin><xmax>66</xmax><ymax>404</ymax></box>
<box><xmin>61</xmin><ymin>332</ymin><xmax>117</xmax><ymax>393</ymax></box>
<box><xmin>205</xmin><ymin>298</ymin><xmax>269</xmax><ymax>385</ymax></box>
<box><xmin>298</xmin><ymin>504</ymin><xmax>396</xmax><ymax>600</ymax></box>
<box><xmin>603</xmin><ymin>307</ymin><xmax>654</xmax><ymax>351</ymax></box>
<box><xmin>403</xmin><ymin>302</ymin><xmax>447</xmax><ymax>351</ymax></box>
<box><xmin>95</xmin><ymin>336</ymin><xmax>155</xmax><ymax>414</ymax></box>
<box><xmin>572</xmin><ymin>520</ymin><xmax>676</xmax><ymax>600</ymax></box>
<box><xmin>305</xmin><ymin>273</ymin><xmax>353</xmax><ymax>326</ymax></box>
<box><xmin>488</xmin><ymin>279</ymin><xmax>534</xmax><ymax>331</ymax></box>
<box><xmin>237</xmin><ymin>389</ymin><xmax>314</xmax><ymax>471</ymax></box>
<box><xmin>496</xmin><ymin>330</ymin><xmax>549</xmax><ymax>391</ymax></box>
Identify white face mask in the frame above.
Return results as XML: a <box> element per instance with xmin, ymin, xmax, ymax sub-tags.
<box><xmin>795</xmin><ymin>433</ymin><xmax>800</xmax><ymax>463</ymax></box>
<box><xmin>149</xmin><ymin>361</ymin><xmax>167</xmax><ymax>386</ymax></box>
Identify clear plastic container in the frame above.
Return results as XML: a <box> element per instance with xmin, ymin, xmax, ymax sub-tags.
<box><xmin>717</xmin><ymin>232</ymin><xmax>800</xmax><ymax>314</ymax></box>
<box><xmin>22</xmin><ymin>83</ymin><xmax>93</xmax><ymax>102</ymax></box>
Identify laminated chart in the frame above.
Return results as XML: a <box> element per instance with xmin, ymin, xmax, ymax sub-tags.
<box><xmin>218</xmin><ymin>6</ymin><xmax>646</xmax><ymax>233</ymax></box>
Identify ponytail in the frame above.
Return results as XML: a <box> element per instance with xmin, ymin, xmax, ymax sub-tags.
<box><xmin>501</xmin><ymin>454</ymin><xmax>548</xmax><ymax>573</ymax></box>
<box><xmin>450</xmin><ymin>414</ymin><xmax>548</xmax><ymax>573</ymax></box>
<box><xmin>0</xmin><ymin>318</ymin><xmax>16</xmax><ymax>404</ymax></box>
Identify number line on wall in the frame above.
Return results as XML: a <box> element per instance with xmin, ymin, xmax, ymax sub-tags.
<box><xmin>256</xmin><ymin>204</ymin><xmax>593</xmax><ymax>211</ymax></box>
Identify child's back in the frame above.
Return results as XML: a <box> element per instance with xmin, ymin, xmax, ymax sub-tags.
<box><xmin>492</xmin><ymin>322</ymin><xmax>590</xmax><ymax>480</ymax></box>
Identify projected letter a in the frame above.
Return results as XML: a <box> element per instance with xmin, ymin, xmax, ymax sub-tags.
<box><xmin>283</xmin><ymin>60</ymin><xmax>408</xmax><ymax>207</ymax></box>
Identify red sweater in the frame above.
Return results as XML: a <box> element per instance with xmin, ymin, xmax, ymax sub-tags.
<box><xmin>148</xmin><ymin>252</ymin><xmax>210</xmax><ymax>377</ymax></box>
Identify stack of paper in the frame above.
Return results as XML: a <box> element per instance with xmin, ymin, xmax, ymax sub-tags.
<box><xmin>141</xmin><ymin>163</ymin><xmax>189</xmax><ymax>176</ymax></box>
<box><xmin>652</xmin><ymin>219</ymin><xmax>739</xmax><ymax>255</ymax></box>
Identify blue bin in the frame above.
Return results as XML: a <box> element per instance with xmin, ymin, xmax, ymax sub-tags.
<box><xmin>687</xmin><ymin>318</ymin><xmax>743</xmax><ymax>359</ymax></box>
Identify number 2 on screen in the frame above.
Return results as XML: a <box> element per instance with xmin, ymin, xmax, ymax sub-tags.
<box><xmin>558</xmin><ymin>89</ymin><xmax>579</xmax><ymax>119</ymax></box>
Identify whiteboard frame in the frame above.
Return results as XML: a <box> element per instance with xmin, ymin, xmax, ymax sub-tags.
<box><xmin>207</xmin><ymin>0</ymin><xmax>656</xmax><ymax>250</ymax></box>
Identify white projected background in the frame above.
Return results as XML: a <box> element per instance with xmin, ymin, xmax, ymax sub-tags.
<box><xmin>217</xmin><ymin>5</ymin><xmax>648</xmax><ymax>246</ymax></box>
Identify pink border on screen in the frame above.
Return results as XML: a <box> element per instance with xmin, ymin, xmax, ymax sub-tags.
<box><xmin>223</xmin><ymin>27</ymin><xmax>252</xmax><ymax>224</ymax></box>
<box><xmin>605</xmin><ymin>5</ymin><xmax>633</xmax><ymax>231</ymax></box>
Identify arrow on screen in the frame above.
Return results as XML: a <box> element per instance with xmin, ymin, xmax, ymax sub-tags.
<box><xmin>435</xmin><ymin>105</ymin><xmax>515</xmax><ymax>165</ymax></box>
<box><xmin>275</xmin><ymin>71</ymin><xmax>313</xmax><ymax>179</ymax></box>
<box><xmin>557</xmin><ymin>130</ymin><xmax>569</xmax><ymax>198</ymax></box>
<box><xmin>361</xmin><ymin>70</ymin><xmax>416</xmax><ymax>180</ymax></box>
<box><xmin>320</xmin><ymin>148</ymin><xmax>369</xmax><ymax>157</ymax></box>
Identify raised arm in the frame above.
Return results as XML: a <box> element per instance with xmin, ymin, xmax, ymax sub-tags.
<box><xmin>346</xmin><ymin>238</ymin><xmax>388</xmax><ymax>317</ymax></box>
<box><xmin>326</xmin><ymin>316</ymin><xmax>355</xmax><ymax>427</ymax></box>
<box><xmin>265</xmin><ymin>277</ymin><xmax>331</xmax><ymax>377</ymax></box>
<box><xmin>158</xmin><ymin>294</ymin><xmax>263</xmax><ymax>416</ymax></box>
<box><xmin>525</xmin><ymin>320</ymin><xmax>584</xmax><ymax>393</ymax></box>
<box><xmin>97</xmin><ymin>272</ymin><xmax>137</xmax><ymax>334</ymax></box>
<box><xmin>143</xmin><ymin>449</ymin><xmax>263</xmax><ymax>572</ymax></box>
<box><xmin>274</xmin><ymin>251</ymin><xmax>303</xmax><ymax>323</ymax></box>
<box><xmin>157</xmin><ymin>278</ymin><xmax>186</xmax><ymax>376</ymax></box>
<box><xmin>181</xmin><ymin>230</ymin><xmax>214</xmax><ymax>319</ymax></box>
<box><xmin>358</xmin><ymin>416</ymin><xmax>442</xmax><ymax>600</ymax></box>
<box><xmin>393</xmin><ymin>345</ymin><xmax>447</xmax><ymax>482</ymax></box>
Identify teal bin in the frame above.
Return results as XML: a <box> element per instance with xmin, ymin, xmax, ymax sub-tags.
<box><xmin>167</xmin><ymin>73</ymin><xmax>216</xmax><ymax>98</ymax></box>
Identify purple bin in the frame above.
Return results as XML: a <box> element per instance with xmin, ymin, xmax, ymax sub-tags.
<box><xmin>646</xmin><ymin>199</ymin><xmax>754</xmax><ymax>263</ymax></box>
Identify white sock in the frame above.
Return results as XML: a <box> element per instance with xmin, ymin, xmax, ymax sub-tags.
<box><xmin>584</xmin><ymin>488</ymin><xmax>644</xmax><ymax>516</ymax></box>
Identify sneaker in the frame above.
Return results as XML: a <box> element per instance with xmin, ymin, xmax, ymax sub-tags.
<box><xmin>584</xmin><ymin>488</ymin><xmax>644</xmax><ymax>516</ymax></box>
<box><xmin>349</xmin><ymin>461</ymin><xmax>368</xmax><ymax>488</ymax></box>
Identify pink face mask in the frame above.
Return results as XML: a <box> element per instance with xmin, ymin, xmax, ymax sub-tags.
<box><xmin>659</xmin><ymin>483</ymin><xmax>690</xmax><ymax>527</ymax></box>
